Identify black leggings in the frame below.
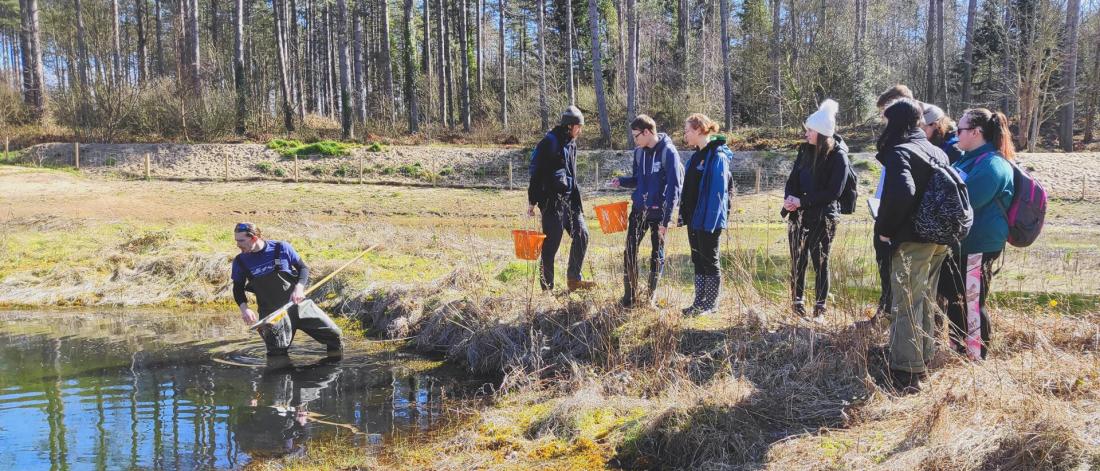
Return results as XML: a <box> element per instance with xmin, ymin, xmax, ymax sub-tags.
<box><xmin>788</xmin><ymin>215</ymin><xmax>837</xmax><ymax>308</ymax></box>
<box><xmin>687</xmin><ymin>228</ymin><xmax>722</xmax><ymax>276</ymax></box>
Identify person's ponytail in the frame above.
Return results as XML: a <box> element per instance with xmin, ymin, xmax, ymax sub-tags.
<box><xmin>990</xmin><ymin>111</ymin><xmax>1016</xmax><ymax>160</ymax></box>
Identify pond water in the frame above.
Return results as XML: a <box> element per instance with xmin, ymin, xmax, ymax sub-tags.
<box><xmin>0</xmin><ymin>310</ymin><xmax>479</xmax><ymax>470</ymax></box>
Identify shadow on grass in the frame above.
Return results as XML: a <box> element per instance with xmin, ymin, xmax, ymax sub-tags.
<box><xmin>615</xmin><ymin>322</ymin><xmax>878</xmax><ymax>468</ymax></box>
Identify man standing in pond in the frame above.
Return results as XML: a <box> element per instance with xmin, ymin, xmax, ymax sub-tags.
<box><xmin>611</xmin><ymin>114</ymin><xmax>684</xmax><ymax>308</ymax></box>
<box><xmin>527</xmin><ymin>106</ymin><xmax>596</xmax><ymax>292</ymax></box>
<box><xmin>232</xmin><ymin>222</ymin><xmax>343</xmax><ymax>356</ymax></box>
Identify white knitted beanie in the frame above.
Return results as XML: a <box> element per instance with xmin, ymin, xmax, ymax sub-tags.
<box><xmin>804</xmin><ymin>99</ymin><xmax>839</xmax><ymax>137</ymax></box>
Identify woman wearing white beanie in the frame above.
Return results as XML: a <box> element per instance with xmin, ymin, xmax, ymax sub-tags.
<box><xmin>782</xmin><ymin>99</ymin><xmax>852</xmax><ymax>321</ymax></box>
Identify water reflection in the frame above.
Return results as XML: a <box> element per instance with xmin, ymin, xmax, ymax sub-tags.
<box><xmin>0</xmin><ymin>311</ymin><xmax>466</xmax><ymax>470</ymax></box>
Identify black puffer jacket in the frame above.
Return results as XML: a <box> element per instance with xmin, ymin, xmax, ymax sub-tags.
<box><xmin>783</xmin><ymin>135</ymin><xmax>850</xmax><ymax>222</ymax></box>
<box><xmin>874</xmin><ymin>129</ymin><xmax>950</xmax><ymax>243</ymax></box>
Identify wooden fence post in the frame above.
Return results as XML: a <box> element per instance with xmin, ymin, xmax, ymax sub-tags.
<box><xmin>73</xmin><ymin>142</ymin><xmax>80</xmax><ymax>169</ymax></box>
<box><xmin>294</xmin><ymin>155</ymin><xmax>299</xmax><ymax>182</ymax></box>
<box><xmin>144</xmin><ymin>153</ymin><xmax>151</xmax><ymax>180</ymax></box>
<box><xmin>508</xmin><ymin>160</ymin><xmax>514</xmax><ymax>190</ymax></box>
<box><xmin>359</xmin><ymin>155</ymin><xmax>364</xmax><ymax>184</ymax></box>
<box><xmin>224</xmin><ymin>154</ymin><xmax>230</xmax><ymax>181</ymax></box>
<box><xmin>755</xmin><ymin>166</ymin><xmax>762</xmax><ymax>193</ymax></box>
<box><xmin>4</xmin><ymin>137</ymin><xmax>9</xmax><ymax>155</ymax></box>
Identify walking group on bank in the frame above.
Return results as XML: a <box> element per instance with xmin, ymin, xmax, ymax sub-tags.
<box><xmin>526</xmin><ymin>84</ymin><xmax>1045</xmax><ymax>394</ymax></box>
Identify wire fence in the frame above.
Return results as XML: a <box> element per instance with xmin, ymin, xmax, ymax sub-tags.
<box><xmin>24</xmin><ymin>143</ymin><xmax>800</xmax><ymax>197</ymax></box>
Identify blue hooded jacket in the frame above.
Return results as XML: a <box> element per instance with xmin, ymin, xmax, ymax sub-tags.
<box><xmin>680</xmin><ymin>137</ymin><xmax>734</xmax><ymax>233</ymax></box>
<box><xmin>618</xmin><ymin>133</ymin><xmax>684</xmax><ymax>226</ymax></box>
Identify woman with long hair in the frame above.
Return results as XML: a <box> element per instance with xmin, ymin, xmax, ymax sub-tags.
<box><xmin>783</xmin><ymin>99</ymin><xmax>851</xmax><ymax>321</ymax></box>
<box><xmin>678</xmin><ymin>113</ymin><xmax>734</xmax><ymax>316</ymax></box>
<box><xmin>942</xmin><ymin>108</ymin><xmax>1015</xmax><ymax>360</ymax></box>
<box><xmin>874</xmin><ymin>98</ymin><xmax>952</xmax><ymax>393</ymax></box>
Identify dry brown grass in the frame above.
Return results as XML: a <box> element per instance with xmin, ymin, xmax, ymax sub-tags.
<box><xmin>334</xmin><ymin>265</ymin><xmax>1099</xmax><ymax>470</ymax></box>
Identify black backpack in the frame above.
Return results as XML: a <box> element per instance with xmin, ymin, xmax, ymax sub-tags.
<box><xmin>898</xmin><ymin>143</ymin><xmax>973</xmax><ymax>245</ymax></box>
<box><xmin>838</xmin><ymin>154</ymin><xmax>858</xmax><ymax>215</ymax></box>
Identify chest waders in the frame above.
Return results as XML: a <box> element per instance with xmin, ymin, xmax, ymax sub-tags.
<box><xmin>250</xmin><ymin>270</ymin><xmax>343</xmax><ymax>356</ymax></box>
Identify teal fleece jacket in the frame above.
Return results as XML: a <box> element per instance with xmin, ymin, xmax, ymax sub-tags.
<box><xmin>953</xmin><ymin>143</ymin><xmax>1014</xmax><ymax>255</ymax></box>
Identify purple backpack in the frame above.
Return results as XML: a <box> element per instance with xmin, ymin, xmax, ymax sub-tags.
<box><xmin>998</xmin><ymin>160</ymin><xmax>1047</xmax><ymax>247</ymax></box>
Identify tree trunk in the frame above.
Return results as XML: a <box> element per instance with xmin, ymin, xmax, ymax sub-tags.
<box><xmin>355</xmin><ymin>6</ymin><xmax>367</xmax><ymax>123</ymax></box>
<box><xmin>588</xmin><ymin>0</ymin><xmax>611</xmax><ymax>146</ymax></box>
<box><xmin>1060</xmin><ymin>0</ymin><xmax>1081</xmax><ymax>151</ymax></box>
<box><xmin>1084</xmin><ymin>16</ymin><xmax>1100</xmax><ymax>144</ymax></box>
<box><xmin>403</xmin><ymin>0</ymin><xmax>419</xmax><ymax>132</ymax></box>
<box><xmin>336</xmin><ymin>0</ymin><xmax>353</xmax><ymax>138</ymax></box>
<box><xmin>73</xmin><ymin>0</ymin><xmax>90</xmax><ymax>91</ymax></box>
<box><xmin>189</xmin><ymin>0</ymin><xmax>201</xmax><ymax>94</ymax></box>
<box><xmin>443</xmin><ymin>0</ymin><xmax>454</xmax><ymax>127</ymax></box>
<box><xmin>437</xmin><ymin>0</ymin><xmax>448</xmax><ymax>126</ymax></box>
<box><xmin>476</xmin><ymin>0</ymin><xmax>483</xmax><ymax>91</ymax></box>
<box><xmin>625</xmin><ymin>0</ymin><xmax>637</xmax><ymax>146</ymax></box>
<box><xmin>458</xmin><ymin>0</ymin><xmax>471</xmax><ymax>131</ymax></box>
<box><xmin>274</xmin><ymin>0</ymin><xmax>296</xmax><ymax>131</ymax></box>
<box><xmin>537</xmin><ymin>0</ymin><xmax>548</xmax><ymax>130</ymax></box>
<box><xmin>211</xmin><ymin>0</ymin><xmax>220</xmax><ymax>48</ymax></box>
<box><xmin>380</xmin><ymin>0</ymin><xmax>397</xmax><ymax>125</ymax></box>
<box><xmin>960</xmin><ymin>0</ymin><xmax>977</xmax><ymax>107</ymax></box>
<box><xmin>565</xmin><ymin>0</ymin><xmax>574</xmax><ymax>105</ymax></box>
<box><xmin>676</xmin><ymin>0</ymin><xmax>686</xmax><ymax>90</ymax></box>
<box><xmin>924</xmin><ymin>0</ymin><xmax>935</xmax><ymax>101</ymax></box>
<box><xmin>936</xmin><ymin>0</ymin><xmax>947</xmax><ymax>108</ymax></box>
<box><xmin>423</xmin><ymin>0</ymin><xmax>432</xmax><ymax>123</ymax></box>
<box><xmin>235</xmin><ymin>0</ymin><xmax>247</xmax><ymax>135</ymax></box>
<box><xmin>853</xmin><ymin>0</ymin><xmax>867</xmax><ymax>121</ymax></box>
<box><xmin>613</xmin><ymin>0</ymin><xmax>624</xmax><ymax>94</ymax></box>
<box><xmin>111</xmin><ymin>0</ymin><xmax>123</xmax><ymax>84</ymax></box>
<box><xmin>498</xmin><ymin>0</ymin><xmax>507</xmax><ymax>127</ymax></box>
<box><xmin>155</xmin><ymin>0</ymin><xmax>164</xmax><ymax>76</ymax></box>
<box><xmin>18</xmin><ymin>0</ymin><xmax>46</xmax><ymax>121</ymax></box>
<box><xmin>720</xmin><ymin>0</ymin><xmax>731</xmax><ymax>129</ymax></box>
<box><xmin>136</xmin><ymin>0</ymin><xmax>149</xmax><ymax>83</ymax></box>
<box><xmin>326</xmin><ymin>4</ymin><xmax>337</xmax><ymax>118</ymax></box>
<box><xmin>769</xmin><ymin>0</ymin><xmax>782</xmax><ymax>126</ymax></box>
<box><xmin>290</xmin><ymin>0</ymin><xmax>304</xmax><ymax>122</ymax></box>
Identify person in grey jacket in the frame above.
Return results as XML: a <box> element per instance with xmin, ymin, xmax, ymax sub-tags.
<box><xmin>611</xmin><ymin>115</ymin><xmax>684</xmax><ymax>308</ymax></box>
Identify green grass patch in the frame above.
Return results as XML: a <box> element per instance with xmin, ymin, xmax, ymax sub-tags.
<box><xmin>266</xmin><ymin>139</ymin><xmax>358</xmax><ymax>158</ymax></box>
<box><xmin>496</xmin><ymin>261</ymin><xmax>537</xmax><ymax>283</ymax></box>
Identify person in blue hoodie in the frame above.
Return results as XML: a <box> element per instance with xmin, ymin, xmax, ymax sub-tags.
<box><xmin>527</xmin><ymin>106</ymin><xmax>595</xmax><ymax>292</ymax></box>
<box><xmin>941</xmin><ymin>108</ymin><xmax>1015</xmax><ymax>361</ymax></box>
<box><xmin>783</xmin><ymin>99</ymin><xmax>850</xmax><ymax>321</ymax></box>
<box><xmin>611</xmin><ymin>114</ymin><xmax>684</xmax><ymax>308</ymax></box>
<box><xmin>678</xmin><ymin>113</ymin><xmax>734</xmax><ymax>316</ymax></box>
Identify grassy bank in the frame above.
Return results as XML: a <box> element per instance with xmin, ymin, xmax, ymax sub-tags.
<box><xmin>3</xmin><ymin>165</ymin><xmax>1099</xmax><ymax>469</ymax></box>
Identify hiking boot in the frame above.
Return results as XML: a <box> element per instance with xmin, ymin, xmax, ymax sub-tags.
<box><xmin>792</xmin><ymin>303</ymin><xmax>807</xmax><ymax>317</ymax></box>
<box><xmin>812</xmin><ymin>305</ymin><xmax>827</xmax><ymax>323</ymax></box>
<box><xmin>682</xmin><ymin>305</ymin><xmax>714</xmax><ymax>317</ymax></box>
<box><xmin>889</xmin><ymin>369</ymin><xmax>923</xmax><ymax>395</ymax></box>
<box><xmin>567</xmin><ymin>279</ymin><xmax>597</xmax><ymax>291</ymax></box>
